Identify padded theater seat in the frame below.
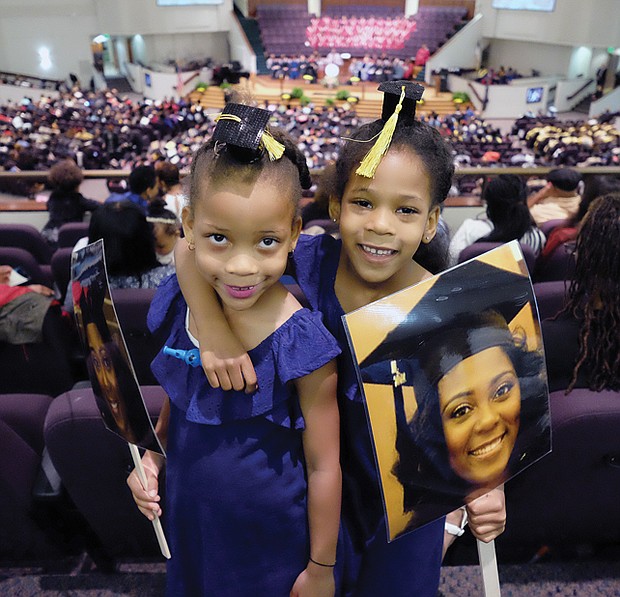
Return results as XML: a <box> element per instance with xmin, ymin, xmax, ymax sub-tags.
<box><xmin>497</xmin><ymin>388</ymin><xmax>620</xmax><ymax>554</ymax></box>
<box><xmin>0</xmin><ymin>392</ymin><xmax>62</xmax><ymax>558</ymax></box>
<box><xmin>458</xmin><ymin>242</ymin><xmax>536</xmax><ymax>275</ymax></box>
<box><xmin>0</xmin><ymin>223</ymin><xmax>53</xmax><ymax>264</ymax></box>
<box><xmin>44</xmin><ymin>385</ymin><xmax>167</xmax><ymax>563</ymax></box>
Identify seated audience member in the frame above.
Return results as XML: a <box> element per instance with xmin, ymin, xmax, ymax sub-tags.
<box><xmin>41</xmin><ymin>159</ymin><xmax>100</xmax><ymax>248</ymax></box>
<box><xmin>449</xmin><ymin>174</ymin><xmax>546</xmax><ymax>265</ymax></box>
<box><xmin>528</xmin><ymin>167</ymin><xmax>582</xmax><ymax>226</ymax></box>
<box><xmin>539</xmin><ymin>173</ymin><xmax>620</xmax><ymax>262</ymax></box>
<box><xmin>62</xmin><ymin>201</ymin><xmax>174</xmax><ymax>312</ymax></box>
<box><xmin>155</xmin><ymin>161</ymin><xmax>186</xmax><ymax>220</ymax></box>
<box><xmin>542</xmin><ymin>193</ymin><xmax>620</xmax><ymax>393</ymax></box>
<box><xmin>106</xmin><ymin>165</ymin><xmax>158</xmax><ymax>213</ymax></box>
<box><xmin>146</xmin><ymin>198</ymin><xmax>181</xmax><ymax>266</ymax></box>
<box><xmin>104</xmin><ymin>178</ymin><xmax>129</xmax><ymax>203</ymax></box>
<box><xmin>88</xmin><ymin>201</ymin><xmax>174</xmax><ymax>289</ymax></box>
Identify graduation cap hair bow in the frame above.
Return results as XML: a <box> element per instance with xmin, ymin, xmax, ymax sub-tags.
<box><xmin>356</xmin><ymin>81</ymin><xmax>425</xmax><ymax>179</ymax></box>
<box><xmin>213</xmin><ymin>103</ymin><xmax>284</xmax><ymax>162</ymax></box>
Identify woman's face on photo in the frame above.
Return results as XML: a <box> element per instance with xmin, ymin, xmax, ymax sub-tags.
<box><xmin>86</xmin><ymin>322</ymin><xmax>128</xmax><ymax>430</ymax></box>
<box><xmin>438</xmin><ymin>346</ymin><xmax>521</xmax><ymax>486</ymax></box>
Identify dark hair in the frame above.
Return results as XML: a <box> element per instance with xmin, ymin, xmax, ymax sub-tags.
<box><xmin>128</xmin><ymin>165</ymin><xmax>157</xmax><ymax>195</ymax></box>
<box><xmin>187</xmin><ymin>126</ymin><xmax>311</xmax><ymax>218</ymax></box>
<box><xmin>477</xmin><ymin>174</ymin><xmax>535</xmax><ymax>243</ymax></box>
<box><xmin>394</xmin><ymin>317</ymin><xmax>548</xmax><ymax>513</ymax></box>
<box><xmin>561</xmin><ymin>193</ymin><xmax>620</xmax><ymax>392</ymax></box>
<box><xmin>147</xmin><ymin>198</ymin><xmax>180</xmax><ymax>238</ymax></box>
<box><xmin>49</xmin><ymin>159</ymin><xmax>83</xmax><ymax>192</ymax></box>
<box><xmin>546</xmin><ymin>168</ymin><xmax>582</xmax><ymax>192</ymax></box>
<box><xmin>574</xmin><ymin>173</ymin><xmax>620</xmax><ymax>225</ymax></box>
<box><xmin>88</xmin><ymin>201</ymin><xmax>160</xmax><ymax>276</ymax></box>
<box><xmin>329</xmin><ymin>119</ymin><xmax>454</xmax><ymax>209</ymax></box>
<box><xmin>155</xmin><ymin>161</ymin><xmax>181</xmax><ymax>187</ymax></box>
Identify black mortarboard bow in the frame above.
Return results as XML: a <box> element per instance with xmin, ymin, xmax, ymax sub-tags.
<box><xmin>358</xmin><ymin>257</ymin><xmax>534</xmax><ymax>388</ymax></box>
<box><xmin>212</xmin><ymin>103</ymin><xmax>284</xmax><ymax>162</ymax></box>
<box><xmin>356</xmin><ymin>81</ymin><xmax>425</xmax><ymax>179</ymax></box>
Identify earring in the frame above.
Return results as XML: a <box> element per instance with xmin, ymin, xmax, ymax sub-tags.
<box><xmin>332</xmin><ymin>218</ymin><xmax>338</xmax><ymax>223</ymax></box>
<box><xmin>187</xmin><ymin>239</ymin><xmax>195</xmax><ymax>251</ymax></box>
<box><xmin>288</xmin><ymin>249</ymin><xmax>294</xmax><ymax>259</ymax></box>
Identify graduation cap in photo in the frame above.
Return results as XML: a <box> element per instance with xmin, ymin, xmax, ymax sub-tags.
<box><xmin>357</xmin><ymin>257</ymin><xmax>534</xmax><ymax>389</ymax></box>
<box><xmin>213</xmin><ymin>102</ymin><xmax>284</xmax><ymax>162</ymax></box>
<box><xmin>356</xmin><ymin>81</ymin><xmax>425</xmax><ymax>179</ymax></box>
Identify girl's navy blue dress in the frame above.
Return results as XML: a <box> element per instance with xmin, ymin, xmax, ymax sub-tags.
<box><xmin>148</xmin><ymin>275</ymin><xmax>341</xmax><ymax>597</ymax></box>
<box><xmin>293</xmin><ymin>234</ymin><xmax>444</xmax><ymax>597</ymax></box>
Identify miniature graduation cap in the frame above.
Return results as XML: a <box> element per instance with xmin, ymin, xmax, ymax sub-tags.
<box><xmin>213</xmin><ymin>103</ymin><xmax>284</xmax><ymax>162</ymax></box>
<box><xmin>358</xmin><ymin>258</ymin><xmax>534</xmax><ymax>388</ymax></box>
<box><xmin>356</xmin><ymin>80</ymin><xmax>425</xmax><ymax>179</ymax></box>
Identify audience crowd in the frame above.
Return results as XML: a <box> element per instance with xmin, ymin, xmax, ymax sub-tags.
<box><xmin>306</xmin><ymin>15</ymin><xmax>417</xmax><ymax>51</ymax></box>
<box><xmin>0</xmin><ymin>88</ymin><xmax>618</xmax><ymax>199</ymax></box>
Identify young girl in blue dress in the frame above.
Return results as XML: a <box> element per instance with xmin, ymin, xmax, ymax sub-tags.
<box><xmin>174</xmin><ymin>83</ymin><xmax>507</xmax><ymax>596</ymax></box>
<box><xmin>128</xmin><ymin>103</ymin><xmax>342</xmax><ymax>597</ymax></box>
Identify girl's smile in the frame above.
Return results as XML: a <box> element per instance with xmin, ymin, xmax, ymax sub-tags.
<box><xmin>224</xmin><ymin>283</ymin><xmax>260</xmax><ymax>300</ymax></box>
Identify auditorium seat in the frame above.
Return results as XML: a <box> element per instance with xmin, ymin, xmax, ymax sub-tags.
<box><xmin>57</xmin><ymin>222</ymin><xmax>89</xmax><ymax>248</ymax></box>
<box><xmin>533</xmin><ymin>242</ymin><xmax>576</xmax><ymax>282</ymax></box>
<box><xmin>44</xmin><ymin>385</ymin><xmax>167</xmax><ymax>564</ymax></box>
<box><xmin>457</xmin><ymin>242</ymin><xmax>537</xmax><ymax>274</ymax></box>
<box><xmin>533</xmin><ymin>280</ymin><xmax>569</xmax><ymax>320</ymax></box>
<box><xmin>111</xmin><ymin>288</ymin><xmax>160</xmax><ymax>386</ymax></box>
<box><xmin>0</xmin><ymin>301</ymin><xmax>76</xmax><ymax>396</ymax></box>
<box><xmin>0</xmin><ymin>223</ymin><xmax>53</xmax><ymax>264</ymax></box>
<box><xmin>0</xmin><ymin>392</ymin><xmax>61</xmax><ymax>558</ymax></box>
<box><xmin>539</xmin><ymin>218</ymin><xmax>570</xmax><ymax>237</ymax></box>
<box><xmin>50</xmin><ymin>247</ymin><xmax>73</xmax><ymax>303</ymax></box>
<box><xmin>0</xmin><ymin>246</ymin><xmax>54</xmax><ymax>287</ymax></box>
<box><xmin>498</xmin><ymin>388</ymin><xmax>620</xmax><ymax>555</ymax></box>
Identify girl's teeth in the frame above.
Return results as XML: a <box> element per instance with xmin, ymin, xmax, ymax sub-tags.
<box><xmin>363</xmin><ymin>245</ymin><xmax>393</xmax><ymax>256</ymax></box>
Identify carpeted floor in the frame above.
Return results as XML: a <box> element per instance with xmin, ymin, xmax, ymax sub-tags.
<box><xmin>439</xmin><ymin>560</ymin><xmax>620</xmax><ymax>596</ymax></box>
<box><xmin>1</xmin><ymin>559</ymin><xmax>619</xmax><ymax>596</ymax></box>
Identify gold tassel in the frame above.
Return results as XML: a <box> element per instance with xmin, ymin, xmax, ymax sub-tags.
<box><xmin>356</xmin><ymin>86</ymin><xmax>406</xmax><ymax>178</ymax></box>
<box><xmin>214</xmin><ymin>113</ymin><xmax>241</xmax><ymax>124</ymax></box>
<box><xmin>261</xmin><ymin>130</ymin><xmax>285</xmax><ymax>161</ymax></box>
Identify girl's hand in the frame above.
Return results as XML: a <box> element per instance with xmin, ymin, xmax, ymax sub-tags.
<box><xmin>127</xmin><ymin>451</ymin><xmax>164</xmax><ymax>521</ymax></box>
<box><xmin>27</xmin><ymin>284</ymin><xmax>55</xmax><ymax>297</ymax></box>
<box><xmin>466</xmin><ymin>486</ymin><xmax>506</xmax><ymax>543</ymax></box>
<box><xmin>0</xmin><ymin>265</ymin><xmax>12</xmax><ymax>284</ymax></box>
<box><xmin>198</xmin><ymin>330</ymin><xmax>257</xmax><ymax>394</ymax></box>
<box><xmin>290</xmin><ymin>564</ymin><xmax>335</xmax><ymax>597</ymax></box>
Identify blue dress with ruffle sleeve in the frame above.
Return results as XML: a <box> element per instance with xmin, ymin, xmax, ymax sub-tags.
<box><xmin>292</xmin><ymin>234</ymin><xmax>444</xmax><ymax>597</ymax></box>
<box><xmin>148</xmin><ymin>275</ymin><xmax>342</xmax><ymax>597</ymax></box>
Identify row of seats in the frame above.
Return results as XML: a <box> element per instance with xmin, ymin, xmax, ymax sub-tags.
<box><xmin>458</xmin><ymin>240</ymin><xmax>575</xmax><ymax>283</ymax></box>
<box><xmin>0</xmin><ymin>386</ymin><xmax>166</xmax><ymax>563</ymax></box>
<box><xmin>3</xmin><ymin>384</ymin><xmax>619</xmax><ymax>563</ymax></box>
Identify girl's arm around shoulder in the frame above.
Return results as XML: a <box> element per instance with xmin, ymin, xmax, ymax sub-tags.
<box><xmin>175</xmin><ymin>238</ymin><xmax>257</xmax><ymax>393</ymax></box>
<box><xmin>291</xmin><ymin>360</ymin><xmax>341</xmax><ymax>597</ymax></box>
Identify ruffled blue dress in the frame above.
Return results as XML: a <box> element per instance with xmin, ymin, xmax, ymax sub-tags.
<box><xmin>293</xmin><ymin>234</ymin><xmax>444</xmax><ymax>597</ymax></box>
<box><xmin>148</xmin><ymin>275</ymin><xmax>342</xmax><ymax>597</ymax></box>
